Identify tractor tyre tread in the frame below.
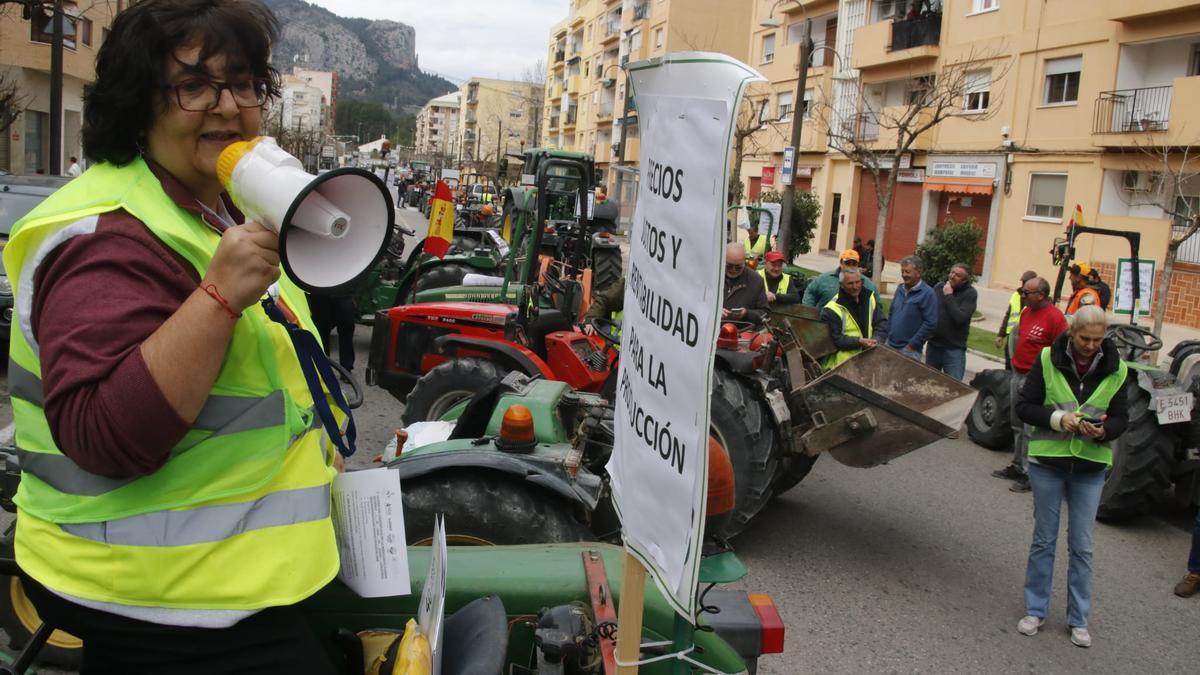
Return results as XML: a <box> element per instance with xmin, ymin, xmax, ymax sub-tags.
<box><xmin>1098</xmin><ymin>382</ymin><xmax>1177</xmax><ymax>520</ymax></box>
<box><xmin>412</xmin><ymin>263</ymin><xmax>477</xmax><ymax>293</ymax></box>
<box><xmin>591</xmin><ymin>248</ymin><xmax>623</xmax><ymax>294</ymax></box>
<box><xmin>402</xmin><ymin>470</ymin><xmax>591</xmax><ymax>545</ymax></box>
<box><xmin>403</xmin><ymin>358</ymin><xmax>506</xmax><ymax>426</ymax></box>
<box><xmin>967</xmin><ymin>369</ymin><xmax>1015</xmax><ymax>451</ymax></box>
<box><xmin>710</xmin><ymin>369</ymin><xmax>779</xmax><ymax>539</ymax></box>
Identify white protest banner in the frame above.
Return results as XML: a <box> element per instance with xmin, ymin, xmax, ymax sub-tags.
<box><xmin>759</xmin><ymin>203</ymin><xmax>782</xmax><ymax>240</ymax></box>
<box><xmin>606</xmin><ymin>52</ymin><xmax>763</xmax><ymax>619</ymax></box>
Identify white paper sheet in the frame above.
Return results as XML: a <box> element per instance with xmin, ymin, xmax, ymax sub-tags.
<box><xmin>417</xmin><ymin>515</ymin><xmax>448</xmax><ymax>674</ymax></box>
<box><xmin>331</xmin><ymin>468</ymin><xmax>411</xmax><ymax>598</ymax></box>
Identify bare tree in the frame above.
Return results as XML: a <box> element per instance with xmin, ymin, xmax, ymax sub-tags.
<box><xmin>0</xmin><ymin>70</ymin><xmax>30</xmax><ymax>137</ymax></box>
<box><xmin>811</xmin><ymin>48</ymin><xmax>1009</xmax><ymax>279</ymax></box>
<box><xmin>729</xmin><ymin>90</ymin><xmax>790</xmax><ymax>206</ymax></box>
<box><xmin>1121</xmin><ymin>140</ymin><xmax>1200</xmax><ymax>339</ymax></box>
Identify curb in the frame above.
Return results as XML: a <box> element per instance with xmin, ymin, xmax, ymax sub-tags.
<box><xmin>968</xmin><ymin>348</ymin><xmax>1004</xmax><ymax>364</ymax></box>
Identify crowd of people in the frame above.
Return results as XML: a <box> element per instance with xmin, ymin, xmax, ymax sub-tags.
<box><xmin>729</xmin><ymin>229</ymin><xmax>1200</xmax><ymax>645</ymax></box>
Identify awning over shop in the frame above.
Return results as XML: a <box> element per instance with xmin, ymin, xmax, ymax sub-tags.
<box><xmin>922</xmin><ymin>176</ymin><xmax>994</xmax><ymax>195</ymax></box>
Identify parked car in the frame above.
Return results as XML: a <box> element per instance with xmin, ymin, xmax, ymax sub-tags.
<box><xmin>0</xmin><ymin>175</ymin><xmax>71</xmax><ymax>357</ymax></box>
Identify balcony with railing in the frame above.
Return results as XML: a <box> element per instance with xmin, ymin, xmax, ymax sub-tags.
<box><xmin>564</xmin><ymin>106</ymin><xmax>578</xmax><ymax>129</ymax></box>
<box><xmin>1093</xmin><ymin>76</ymin><xmax>1200</xmax><ymax>147</ymax></box>
<box><xmin>853</xmin><ymin>13</ymin><xmax>940</xmax><ymax>72</ymax></box>
<box><xmin>602</xmin><ymin>19</ymin><xmax>621</xmax><ymax>44</ymax></box>
<box><xmin>553</xmin><ymin>49</ymin><xmax>566</xmax><ymax>66</ymax></box>
<box><xmin>632</xmin><ymin>2</ymin><xmax>649</xmax><ymax>21</ymax></box>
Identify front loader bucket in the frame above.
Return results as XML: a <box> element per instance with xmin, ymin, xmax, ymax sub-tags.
<box><xmin>796</xmin><ymin>346</ymin><xmax>978</xmax><ymax>468</ymax></box>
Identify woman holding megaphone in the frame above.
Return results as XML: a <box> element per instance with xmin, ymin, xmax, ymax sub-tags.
<box><xmin>2</xmin><ymin>0</ymin><xmax>342</xmax><ymax>671</ymax></box>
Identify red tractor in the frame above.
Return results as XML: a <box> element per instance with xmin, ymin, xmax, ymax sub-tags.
<box><xmin>368</xmin><ymin>300</ymin><xmax>619</xmax><ymax>424</ymax></box>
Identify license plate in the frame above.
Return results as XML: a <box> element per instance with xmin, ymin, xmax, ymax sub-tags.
<box><xmin>1154</xmin><ymin>392</ymin><xmax>1193</xmax><ymax>424</ymax></box>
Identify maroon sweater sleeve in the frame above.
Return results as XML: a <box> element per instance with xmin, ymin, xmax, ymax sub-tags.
<box><xmin>32</xmin><ymin>209</ymin><xmax>195</xmax><ymax>478</ymax></box>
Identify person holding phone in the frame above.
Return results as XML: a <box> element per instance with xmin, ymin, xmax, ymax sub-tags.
<box><xmin>1013</xmin><ymin>305</ymin><xmax>1129</xmax><ymax>648</ymax></box>
<box><xmin>722</xmin><ymin>242</ymin><xmax>769</xmax><ymax>324</ymax></box>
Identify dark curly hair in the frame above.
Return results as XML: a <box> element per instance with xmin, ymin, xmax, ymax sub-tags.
<box><xmin>82</xmin><ymin>0</ymin><xmax>282</xmax><ymax>165</ymax></box>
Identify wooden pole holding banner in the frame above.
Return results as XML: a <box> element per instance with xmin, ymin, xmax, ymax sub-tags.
<box><xmin>615</xmin><ymin>552</ymin><xmax>647</xmax><ymax>674</ymax></box>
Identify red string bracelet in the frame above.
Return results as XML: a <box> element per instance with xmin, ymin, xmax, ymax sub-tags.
<box><xmin>201</xmin><ymin>284</ymin><xmax>242</xmax><ymax>320</ymax></box>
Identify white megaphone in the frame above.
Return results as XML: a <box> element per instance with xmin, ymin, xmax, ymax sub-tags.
<box><xmin>217</xmin><ymin>136</ymin><xmax>393</xmax><ymax>294</ymax></box>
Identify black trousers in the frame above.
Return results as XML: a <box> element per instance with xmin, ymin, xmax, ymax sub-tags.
<box><xmin>308</xmin><ymin>295</ymin><xmax>357</xmax><ymax>371</ymax></box>
<box><xmin>23</xmin><ymin>578</ymin><xmax>337</xmax><ymax>675</ymax></box>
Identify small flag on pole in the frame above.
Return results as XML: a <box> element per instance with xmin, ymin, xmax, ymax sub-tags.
<box><xmin>424</xmin><ymin>180</ymin><xmax>455</xmax><ymax>258</ymax></box>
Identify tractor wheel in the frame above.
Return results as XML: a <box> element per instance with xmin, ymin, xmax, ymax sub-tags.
<box><xmin>402</xmin><ymin>358</ymin><xmax>506</xmax><ymax>425</ymax></box>
<box><xmin>772</xmin><ymin>454</ymin><xmax>819</xmax><ymax>497</ymax></box>
<box><xmin>402</xmin><ymin>470</ymin><xmax>591</xmax><ymax>545</ymax></box>
<box><xmin>591</xmin><ymin>248</ymin><xmax>623</xmax><ymax>293</ymax></box>
<box><xmin>966</xmin><ymin>369</ymin><xmax>1014</xmax><ymax>451</ymax></box>
<box><xmin>0</xmin><ymin>537</ymin><xmax>83</xmax><ymax>669</ymax></box>
<box><xmin>1098</xmin><ymin>382</ymin><xmax>1177</xmax><ymax>520</ymax></box>
<box><xmin>710</xmin><ymin>369</ymin><xmax>779</xmax><ymax>539</ymax></box>
<box><xmin>412</xmin><ymin>263</ymin><xmax>475</xmax><ymax>293</ymax></box>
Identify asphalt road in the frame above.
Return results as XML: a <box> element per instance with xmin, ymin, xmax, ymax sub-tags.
<box><xmin>0</xmin><ymin>198</ymin><xmax>1196</xmax><ymax>672</ymax></box>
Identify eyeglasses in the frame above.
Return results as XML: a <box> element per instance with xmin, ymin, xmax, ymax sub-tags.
<box><xmin>1019</xmin><ymin>289</ymin><xmax>1043</xmax><ymax>296</ymax></box>
<box><xmin>167</xmin><ymin>77</ymin><xmax>270</xmax><ymax>112</ymax></box>
<box><xmin>725</xmin><ymin>263</ymin><xmax>745</xmax><ymax>272</ymax></box>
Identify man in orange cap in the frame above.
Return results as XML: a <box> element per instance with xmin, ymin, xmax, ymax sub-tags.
<box><xmin>801</xmin><ymin>247</ymin><xmax>879</xmax><ymax>308</ymax></box>
<box><xmin>758</xmin><ymin>250</ymin><xmax>802</xmax><ymax>305</ymax></box>
<box><xmin>1065</xmin><ymin>262</ymin><xmax>1101</xmax><ymax>319</ymax></box>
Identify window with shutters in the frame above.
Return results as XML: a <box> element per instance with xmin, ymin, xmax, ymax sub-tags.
<box><xmin>1027</xmin><ymin>173</ymin><xmax>1068</xmax><ymax>221</ymax></box>
<box><xmin>762</xmin><ymin>34</ymin><xmax>776</xmax><ymax>64</ymax></box>
<box><xmin>1044</xmin><ymin>56</ymin><xmax>1081</xmax><ymax>105</ymax></box>
<box><xmin>963</xmin><ymin>70</ymin><xmax>990</xmax><ymax>112</ymax></box>
<box><xmin>778</xmin><ymin>92</ymin><xmax>793</xmax><ymax>122</ymax></box>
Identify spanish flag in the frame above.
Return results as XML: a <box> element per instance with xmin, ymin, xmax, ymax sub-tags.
<box><xmin>1069</xmin><ymin>204</ymin><xmax>1084</xmax><ymax>229</ymax></box>
<box><xmin>424</xmin><ymin>180</ymin><xmax>455</xmax><ymax>258</ymax></box>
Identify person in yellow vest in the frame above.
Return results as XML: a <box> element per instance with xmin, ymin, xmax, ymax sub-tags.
<box><xmin>2</xmin><ymin>1</ymin><xmax>341</xmax><ymax>670</ymax></box>
<box><xmin>758</xmin><ymin>250</ymin><xmax>801</xmax><ymax>305</ymax></box>
<box><xmin>1064</xmin><ymin>262</ymin><xmax>1102</xmax><ymax>318</ymax></box>
<box><xmin>1013</xmin><ymin>305</ymin><xmax>1129</xmax><ymax>649</ymax></box>
<box><xmin>995</xmin><ymin>270</ymin><xmax>1039</xmax><ymax>363</ymax></box>
<box><xmin>742</xmin><ymin>221</ymin><xmax>769</xmax><ymax>261</ymax></box>
<box><xmin>819</xmin><ymin>267</ymin><xmax>888</xmax><ymax>369</ymax></box>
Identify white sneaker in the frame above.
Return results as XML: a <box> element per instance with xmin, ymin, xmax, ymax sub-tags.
<box><xmin>1017</xmin><ymin>615</ymin><xmax>1044</xmax><ymax>636</ymax></box>
<box><xmin>1070</xmin><ymin>626</ymin><xmax>1092</xmax><ymax>648</ymax></box>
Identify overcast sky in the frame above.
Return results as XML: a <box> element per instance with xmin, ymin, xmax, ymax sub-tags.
<box><xmin>303</xmin><ymin>0</ymin><xmax>564</xmax><ymax>83</ymax></box>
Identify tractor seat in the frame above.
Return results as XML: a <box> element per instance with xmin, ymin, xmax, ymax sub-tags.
<box><xmin>527</xmin><ymin>309</ymin><xmax>573</xmax><ymax>359</ymax></box>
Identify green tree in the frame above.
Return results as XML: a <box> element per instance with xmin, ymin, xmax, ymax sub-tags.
<box><xmin>336</xmin><ymin>99</ymin><xmax>395</xmax><ymax>140</ymax></box>
<box><xmin>757</xmin><ymin>190</ymin><xmax>821</xmax><ymax>262</ymax></box>
<box><xmin>915</xmin><ymin>218</ymin><xmax>984</xmax><ymax>285</ymax></box>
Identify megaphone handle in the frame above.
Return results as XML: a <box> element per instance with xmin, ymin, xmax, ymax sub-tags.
<box><xmin>260</xmin><ymin>298</ymin><xmax>358</xmax><ymax>457</ymax></box>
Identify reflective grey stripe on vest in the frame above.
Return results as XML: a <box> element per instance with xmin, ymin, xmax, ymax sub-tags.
<box><xmin>8</xmin><ymin>361</ymin><xmax>43</xmax><ymax>406</ymax></box>
<box><xmin>60</xmin><ymin>483</ymin><xmax>331</xmax><ymax>547</ymax></box>
<box><xmin>17</xmin><ymin>390</ymin><xmax>292</xmax><ymax>497</ymax></box>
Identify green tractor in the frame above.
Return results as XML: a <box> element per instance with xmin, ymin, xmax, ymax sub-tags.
<box><xmin>0</xmin><ymin>445</ymin><xmax>785</xmax><ymax>673</ymax></box>
<box><xmin>965</xmin><ymin>221</ymin><xmax>1200</xmax><ymax>518</ymax></box>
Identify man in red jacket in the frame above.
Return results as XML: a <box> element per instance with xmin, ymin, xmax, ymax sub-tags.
<box><xmin>992</xmin><ymin>276</ymin><xmax>1068</xmax><ymax>492</ymax></box>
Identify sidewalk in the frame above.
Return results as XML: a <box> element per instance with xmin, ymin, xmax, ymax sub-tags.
<box><xmin>791</xmin><ymin>250</ymin><xmax>1200</xmax><ymax>378</ymax></box>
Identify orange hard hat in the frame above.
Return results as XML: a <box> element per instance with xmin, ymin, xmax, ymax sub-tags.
<box><xmin>481</xmin><ymin>204</ymin><xmax>495</xmax><ymax>217</ymax></box>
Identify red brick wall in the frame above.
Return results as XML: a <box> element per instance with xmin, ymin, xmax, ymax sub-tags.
<box><xmin>1090</xmin><ymin>261</ymin><xmax>1200</xmax><ymax>328</ymax></box>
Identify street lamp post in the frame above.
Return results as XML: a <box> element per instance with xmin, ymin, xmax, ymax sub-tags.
<box><xmin>762</xmin><ymin>2</ymin><xmax>811</xmax><ymax>259</ymax></box>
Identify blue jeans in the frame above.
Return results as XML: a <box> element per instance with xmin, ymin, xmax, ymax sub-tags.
<box><xmin>1023</xmin><ymin>462</ymin><xmax>1106</xmax><ymax>627</ymax></box>
<box><xmin>925</xmin><ymin>344</ymin><xmax>966</xmax><ymax>380</ymax></box>
<box><xmin>1189</xmin><ymin>509</ymin><xmax>1200</xmax><ymax>574</ymax></box>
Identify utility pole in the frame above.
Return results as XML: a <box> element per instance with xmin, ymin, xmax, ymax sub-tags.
<box><xmin>778</xmin><ymin>18</ymin><xmax>811</xmax><ymax>258</ymax></box>
<box><xmin>49</xmin><ymin>0</ymin><xmax>64</xmax><ymax>175</ymax></box>
<box><xmin>495</xmin><ymin>117</ymin><xmax>502</xmax><ymax>180</ymax></box>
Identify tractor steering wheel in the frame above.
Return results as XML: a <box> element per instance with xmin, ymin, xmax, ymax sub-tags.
<box><xmin>1107</xmin><ymin>323</ymin><xmax>1163</xmax><ymax>360</ymax></box>
<box><xmin>328</xmin><ymin>361</ymin><xmax>364</xmax><ymax>410</ymax></box>
<box><xmin>588</xmin><ymin>317</ymin><xmax>622</xmax><ymax>349</ymax></box>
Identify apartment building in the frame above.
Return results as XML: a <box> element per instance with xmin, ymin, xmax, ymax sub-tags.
<box><xmin>541</xmin><ymin>0</ymin><xmax>753</xmax><ymax>192</ymax></box>
<box><xmin>456</xmin><ymin>77</ymin><xmax>543</xmax><ymax>171</ymax></box>
<box><xmin>292</xmin><ymin>67</ymin><xmax>338</xmax><ymax>133</ymax></box>
<box><xmin>0</xmin><ymin>0</ymin><xmax>120</xmax><ymax>174</ymax></box>
<box><xmin>741</xmin><ymin>0</ymin><xmax>1200</xmax><ymax>326</ymax></box>
<box><xmin>275</xmin><ymin>73</ymin><xmax>326</xmax><ymax>134</ymax></box>
<box><xmin>415</xmin><ymin>92</ymin><xmax>460</xmax><ymax>163</ymax></box>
